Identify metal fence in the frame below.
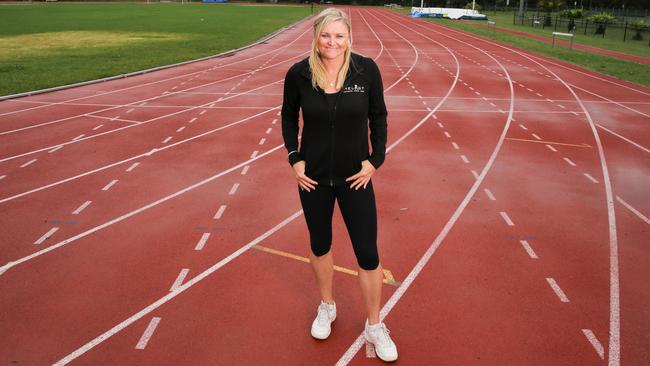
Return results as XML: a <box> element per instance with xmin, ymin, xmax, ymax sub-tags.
<box><xmin>513</xmin><ymin>11</ymin><xmax>649</xmax><ymax>44</ymax></box>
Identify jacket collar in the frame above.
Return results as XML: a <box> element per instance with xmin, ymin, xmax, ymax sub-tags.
<box><xmin>299</xmin><ymin>53</ymin><xmax>365</xmax><ymax>81</ymax></box>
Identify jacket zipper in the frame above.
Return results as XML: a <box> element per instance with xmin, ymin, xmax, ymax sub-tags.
<box><xmin>326</xmin><ymin>74</ymin><xmax>356</xmax><ymax>187</ymax></box>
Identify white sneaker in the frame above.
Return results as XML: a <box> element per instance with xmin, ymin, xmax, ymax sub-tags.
<box><xmin>364</xmin><ymin>319</ymin><xmax>398</xmax><ymax>362</ymax></box>
<box><xmin>311</xmin><ymin>301</ymin><xmax>337</xmax><ymax>340</ymax></box>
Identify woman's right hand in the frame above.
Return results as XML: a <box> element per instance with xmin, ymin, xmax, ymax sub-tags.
<box><xmin>292</xmin><ymin>161</ymin><xmax>318</xmax><ymax>192</ymax></box>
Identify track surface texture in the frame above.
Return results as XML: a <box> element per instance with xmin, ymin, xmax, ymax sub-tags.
<box><xmin>1</xmin><ymin>8</ymin><xmax>648</xmax><ymax>366</ymax></box>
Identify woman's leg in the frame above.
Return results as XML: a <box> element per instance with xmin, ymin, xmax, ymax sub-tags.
<box><xmin>299</xmin><ymin>184</ymin><xmax>336</xmax><ymax>302</ymax></box>
<box><xmin>336</xmin><ymin>181</ymin><xmax>381</xmax><ymax>323</ymax></box>
<box><xmin>309</xmin><ymin>250</ymin><xmax>335</xmax><ymax>303</ymax></box>
<box><xmin>358</xmin><ymin>264</ymin><xmax>383</xmax><ymax>324</ymax></box>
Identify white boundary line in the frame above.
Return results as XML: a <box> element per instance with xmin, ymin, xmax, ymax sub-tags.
<box><xmin>335</xmin><ymin>9</ymin><xmax>515</xmax><ymax>365</ymax></box>
<box><xmin>134</xmin><ymin>317</ymin><xmax>162</xmax><ymax>350</ymax></box>
<box><xmin>596</xmin><ymin>124</ymin><xmax>650</xmax><ymax>154</ymax></box>
<box><xmin>582</xmin><ymin>329</ymin><xmax>605</xmax><ymax>359</ymax></box>
<box><xmin>616</xmin><ymin>196</ymin><xmax>650</xmax><ymax>225</ymax></box>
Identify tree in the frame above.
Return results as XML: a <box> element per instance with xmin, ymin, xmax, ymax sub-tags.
<box><xmin>538</xmin><ymin>0</ymin><xmax>563</xmax><ymax>26</ymax></box>
<box><xmin>630</xmin><ymin>20</ymin><xmax>648</xmax><ymax>41</ymax></box>
<box><xmin>589</xmin><ymin>12</ymin><xmax>615</xmax><ymax>35</ymax></box>
<box><xmin>560</xmin><ymin>8</ymin><xmax>583</xmax><ymax>33</ymax></box>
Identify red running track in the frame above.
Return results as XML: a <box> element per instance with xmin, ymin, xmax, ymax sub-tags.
<box><xmin>0</xmin><ymin>8</ymin><xmax>648</xmax><ymax>366</ymax></box>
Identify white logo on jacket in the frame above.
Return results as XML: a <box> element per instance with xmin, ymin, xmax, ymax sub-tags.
<box><xmin>342</xmin><ymin>84</ymin><xmax>365</xmax><ymax>93</ymax></box>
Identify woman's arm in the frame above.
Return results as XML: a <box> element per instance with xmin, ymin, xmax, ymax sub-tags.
<box><xmin>281</xmin><ymin>65</ymin><xmax>303</xmax><ymax>167</ymax></box>
<box><xmin>367</xmin><ymin>59</ymin><xmax>388</xmax><ymax>170</ymax></box>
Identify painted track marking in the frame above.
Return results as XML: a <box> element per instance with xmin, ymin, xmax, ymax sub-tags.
<box><xmin>102</xmin><ymin>179</ymin><xmax>118</xmax><ymax>191</ymax></box>
<box><xmin>519</xmin><ymin>240</ymin><xmax>538</xmax><ymax>259</ymax></box>
<box><xmin>484</xmin><ymin>188</ymin><xmax>496</xmax><ymax>201</ymax></box>
<box><xmin>72</xmin><ymin>201</ymin><xmax>92</xmax><ymax>215</ymax></box>
<box><xmin>135</xmin><ymin>317</ymin><xmax>161</xmax><ymax>350</ymax></box>
<box><xmin>499</xmin><ymin>211</ymin><xmax>515</xmax><ymax>226</ymax></box>
<box><xmin>194</xmin><ymin>233</ymin><xmax>211</xmax><ymax>251</ymax></box>
<box><xmin>546</xmin><ymin>277</ymin><xmax>570</xmax><ymax>302</ymax></box>
<box><xmin>584</xmin><ymin>173</ymin><xmax>599</xmax><ymax>184</ymax></box>
<box><xmin>34</xmin><ymin>227</ymin><xmax>59</xmax><ymax>245</ymax></box>
<box><xmin>213</xmin><ymin>205</ymin><xmax>227</xmax><ymax>220</ymax></box>
<box><xmin>616</xmin><ymin>196</ymin><xmax>649</xmax><ymax>224</ymax></box>
<box><xmin>169</xmin><ymin>269</ymin><xmax>189</xmax><ymax>292</ymax></box>
<box><xmin>582</xmin><ymin>329</ymin><xmax>605</xmax><ymax>359</ymax></box>
<box><xmin>126</xmin><ymin>162</ymin><xmax>140</xmax><ymax>172</ymax></box>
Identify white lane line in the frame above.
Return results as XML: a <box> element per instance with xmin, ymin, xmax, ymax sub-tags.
<box><xmin>176</xmin><ymin>126</ymin><xmax>186</xmax><ymax>133</ymax></box>
<box><xmin>596</xmin><ymin>124</ymin><xmax>650</xmax><ymax>154</ymax></box>
<box><xmin>199</xmin><ymin>110</ymin><xmax>206</xmax><ymax>115</ymax></box>
<box><xmin>471</xmin><ymin>170</ymin><xmax>479</xmax><ymax>179</ymax></box>
<box><xmin>126</xmin><ymin>162</ymin><xmax>140</xmax><ymax>172</ymax></box>
<box><xmin>72</xmin><ymin>134</ymin><xmax>85</xmax><ymax>141</ymax></box>
<box><xmin>194</xmin><ymin>233</ymin><xmax>211</xmax><ymax>251</ymax></box>
<box><xmin>189</xmin><ymin>118</ymin><xmax>197</xmax><ymax>123</ymax></box>
<box><xmin>48</xmin><ymin>145</ymin><xmax>63</xmax><ymax>153</ymax></box>
<box><xmin>162</xmin><ymin>136</ymin><xmax>172</xmax><ymax>144</ymax></box>
<box><xmin>0</xmin><ymin>175</ymin><xmax>6</xmax><ymax>181</ymax></box>
<box><xmin>557</xmin><ymin>104</ymin><xmax>566</xmax><ymax>109</ymax></box>
<box><xmin>135</xmin><ymin>317</ymin><xmax>161</xmax><ymax>350</ymax></box>
<box><xmin>72</xmin><ymin>201</ymin><xmax>92</xmax><ymax>215</ymax></box>
<box><xmin>498</xmin><ymin>109</ymin><xmax>505</xmax><ymax>114</ymax></box>
<box><xmin>526</xmin><ymin>88</ymin><xmax>533</xmax><ymax>92</ymax></box>
<box><xmin>259</xmin><ymin>138</ymin><xmax>266</xmax><ymax>145</ymax></box>
<box><xmin>519</xmin><ymin>240</ymin><xmax>538</xmax><ymax>259</ymax></box>
<box><xmin>484</xmin><ymin>188</ymin><xmax>496</xmax><ymax>201</ymax></box>
<box><xmin>265</xmin><ymin>128</ymin><xmax>272</xmax><ymax>134</ymax></box>
<box><xmin>250</xmin><ymin>150</ymin><xmax>259</xmax><ymax>159</ymax></box>
<box><xmin>365</xmin><ymin>342</ymin><xmax>377</xmax><ymax>358</ymax></box>
<box><xmin>475</xmin><ymin>91</ymin><xmax>481</xmax><ymax>95</ymax></box>
<box><xmin>531</xmin><ymin>133</ymin><xmax>542</xmax><ymax>140</ymax></box>
<box><xmin>213</xmin><ymin>205</ymin><xmax>227</xmax><ymax>220</ymax></box>
<box><xmin>616</xmin><ymin>196</ymin><xmax>650</xmax><ymax>224</ymax></box>
<box><xmin>582</xmin><ymin>329</ymin><xmax>605</xmax><ymax>359</ymax></box>
<box><xmin>489</xmin><ymin>102</ymin><xmax>497</xmax><ymax>107</ymax></box>
<box><xmin>519</xmin><ymin>124</ymin><xmax>528</xmax><ymax>130</ymax></box>
<box><xmin>54</xmin><ymin>210</ymin><xmax>304</xmax><ymax>364</ymax></box>
<box><xmin>34</xmin><ymin>227</ymin><xmax>59</xmax><ymax>245</ymax></box>
<box><xmin>563</xmin><ymin>157</ymin><xmax>577</xmax><ymax>166</ymax></box>
<box><xmin>545</xmin><ymin>144</ymin><xmax>558</xmax><ymax>152</ymax></box>
<box><xmin>460</xmin><ymin>155</ymin><xmax>469</xmax><ymax>163</ymax></box>
<box><xmin>228</xmin><ymin>183</ymin><xmax>239</xmax><ymax>195</ymax></box>
<box><xmin>443</xmin><ymin>131</ymin><xmax>451</xmax><ymax>138</ymax></box>
<box><xmin>241</xmin><ymin>165</ymin><xmax>250</xmax><ymax>175</ymax></box>
<box><xmin>451</xmin><ymin>142</ymin><xmax>459</xmax><ymax>150</ymax></box>
<box><xmin>468</xmin><ymin>86</ymin><xmax>474</xmax><ymax>91</ymax></box>
<box><xmin>170</xmin><ymin>269</ymin><xmax>189</xmax><ymax>292</ymax></box>
<box><xmin>272</xmin><ymin>118</ymin><xmax>278</xmax><ymax>124</ymax></box>
<box><xmin>535</xmin><ymin>93</ymin><xmax>543</xmax><ymax>97</ymax></box>
<box><xmin>546</xmin><ymin>277</ymin><xmax>570</xmax><ymax>302</ymax></box>
<box><xmin>584</xmin><ymin>173</ymin><xmax>599</xmax><ymax>183</ymax></box>
<box><xmin>20</xmin><ymin>159</ymin><xmax>37</xmax><ymax>168</ymax></box>
<box><xmin>126</xmin><ymin>108</ymin><xmax>134</xmax><ymax>114</ymax></box>
<box><xmin>102</xmin><ymin>179</ymin><xmax>118</xmax><ymax>191</ymax></box>
<box><xmin>92</xmin><ymin>124</ymin><xmax>104</xmax><ymax>131</ymax></box>
<box><xmin>499</xmin><ymin>211</ymin><xmax>515</xmax><ymax>226</ymax></box>
<box><xmin>571</xmin><ymin>111</ymin><xmax>579</xmax><ymax>116</ymax></box>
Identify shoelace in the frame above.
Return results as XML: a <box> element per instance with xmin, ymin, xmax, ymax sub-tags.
<box><xmin>316</xmin><ymin>304</ymin><xmax>332</xmax><ymax>325</ymax></box>
<box><xmin>370</xmin><ymin>324</ymin><xmax>393</xmax><ymax>348</ymax></box>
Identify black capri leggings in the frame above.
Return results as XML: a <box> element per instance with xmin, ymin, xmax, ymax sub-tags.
<box><xmin>298</xmin><ymin>181</ymin><xmax>379</xmax><ymax>270</ymax></box>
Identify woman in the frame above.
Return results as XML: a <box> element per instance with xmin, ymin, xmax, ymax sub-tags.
<box><xmin>281</xmin><ymin>8</ymin><xmax>397</xmax><ymax>362</ymax></box>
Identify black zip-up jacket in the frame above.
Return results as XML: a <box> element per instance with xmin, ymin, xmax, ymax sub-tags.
<box><xmin>281</xmin><ymin>53</ymin><xmax>388</xmax><ymax>186</ymax></box>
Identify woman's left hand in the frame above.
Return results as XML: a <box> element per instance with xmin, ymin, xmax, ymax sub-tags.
<box><xmin>346</xmin><ymin>160</ymin><xmax>376</xmax><ymax>190</ymax></box>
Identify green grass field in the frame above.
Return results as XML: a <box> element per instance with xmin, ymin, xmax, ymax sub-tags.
<box><xmin>393</xmin><ymin>8</ymin><xmax>650</xmax><ymax>88</ymax></box>
<box><xmin>0</xmin><ymin>3</ymin><xmax>311</xmax><ymax>96</ymax></box>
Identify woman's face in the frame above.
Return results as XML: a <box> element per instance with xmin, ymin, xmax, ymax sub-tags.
<box><xmin>317</xmin><ymin>20</ymin><xmax>349</xmax><ymax>62</ymax></box>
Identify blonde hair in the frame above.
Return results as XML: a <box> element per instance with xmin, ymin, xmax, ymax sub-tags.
<box><xmin>309</xmin><ymin>8</ymin><xmax>352</xmax><ymax>91</ymax></box>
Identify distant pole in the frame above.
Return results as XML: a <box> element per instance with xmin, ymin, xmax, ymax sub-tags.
<box><xmin>518</xmin><ymin>0</ymin><xmax>524</xmax><ymax>17</ymax></box>
<box><xmin>420</xmin><ymin>0</ymin><xmax>424</xmax><ymax>8</ymax></box>
<box><xmin>472</xmin><ymin>0</ymin><xmax>475</xmax><ymax>10</ymax></box>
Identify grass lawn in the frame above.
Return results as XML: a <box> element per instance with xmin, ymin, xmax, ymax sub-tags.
<box><xmin>392</xmin><ymin>8</ymin><xmax>650</xmax><ymax>88</ymax></box>
<box><xmin>0</xmin><ymin>3</ymin><xmax>311</xmax><ymax>96</ymax></box>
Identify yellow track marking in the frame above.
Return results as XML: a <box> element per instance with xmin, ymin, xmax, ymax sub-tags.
<box><xmin>253</xmin><ymin>245</ymin><xmax>399</xmax><ymax>286</ymax></box>
<box><xmin>506</xmin><ymin>137</ymin><xmax>591</xmax><ymax>148</ymax></box>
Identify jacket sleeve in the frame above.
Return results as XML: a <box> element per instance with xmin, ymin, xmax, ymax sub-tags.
<box><xmin>367</xmin><ymin>59</ymin><xmax>388</xmax><ymax>170</ymax></box>
<box><xmin>281</xmin><ymin>64</ymin><xmax>303</xmax><ymax>166</ymax></box>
